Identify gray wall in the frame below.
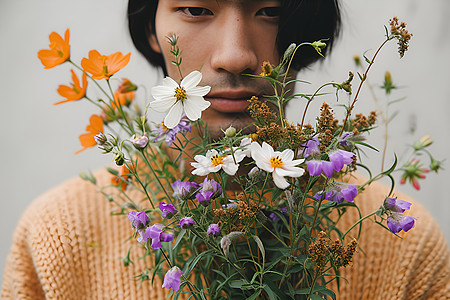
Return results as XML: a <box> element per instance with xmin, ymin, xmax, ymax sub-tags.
<box><xmin>1</xmin><ymin>0</ymin><xmax>449</xmax><ymax>281</ymax></box>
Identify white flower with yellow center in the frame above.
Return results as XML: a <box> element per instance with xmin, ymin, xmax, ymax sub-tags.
<box><xmin>150</xmin><ymin>71</ymin><xmax>211</xmax><ymax>129</ymax></box>
<box><xmin>251</xmin><ymin>142</ymin><xmax>305</xmax><ymax>189</ymax></box>
<box><xmin>191</xmin><ymin>149</ymin><xmax>244</xmax><ymax>176</ymax></box>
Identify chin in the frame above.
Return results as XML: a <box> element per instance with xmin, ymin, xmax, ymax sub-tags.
<box><xmin>205</xmin><ymin>112</ymin><xmax>255</xmax><ymax>141</ymax></box>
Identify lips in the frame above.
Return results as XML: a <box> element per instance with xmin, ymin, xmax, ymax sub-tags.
<box><xmin>205</xmin><ymin>90</ymin><xmax>257</xmax><ymax>113</ymax></box>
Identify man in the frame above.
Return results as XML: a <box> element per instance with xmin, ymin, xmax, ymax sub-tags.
<box><xmin>2</xmin><ymin>0</ymin><xmax>449</xmax><ymax>299</ymax></box>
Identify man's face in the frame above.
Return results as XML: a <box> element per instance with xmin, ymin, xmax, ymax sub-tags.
<box><xmin>149</xmin><ymin>0</ymin><xmax>281</xmax><ymax>139</ymax></box>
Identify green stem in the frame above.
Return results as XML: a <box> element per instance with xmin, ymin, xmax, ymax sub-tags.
<box><xmin>341</xmin><ymin>211</ymin><xmax>377</xmax><ymax>240</ymax></box>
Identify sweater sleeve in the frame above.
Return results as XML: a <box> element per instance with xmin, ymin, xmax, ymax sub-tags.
<box><xmin>334</xmin><ymin>175</ymin><xmax>450</xmax><ymax>299</ymax></box>
<box><xmin>1</xmin><ymin>172</ymin><xmax>173</xmax><ymax>300</ymax></box>
<box><xmin>1</xmin><ymin>207</ymin><xmax>47</xmax><ymax>299</ymax></box>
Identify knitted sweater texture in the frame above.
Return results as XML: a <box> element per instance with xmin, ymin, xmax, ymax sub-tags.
<box><xmin>2</xmin><ymin>171</ymin><xmax>449</xmax><ymax>299</ymax></box>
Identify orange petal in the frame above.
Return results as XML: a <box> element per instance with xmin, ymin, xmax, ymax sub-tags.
<box><xmin>107</xmin><ymin>52</ymin><xmax>131</xmax><ymax>75</ymax></box>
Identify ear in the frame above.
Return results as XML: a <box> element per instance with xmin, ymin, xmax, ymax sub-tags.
<box><xmin>148</xmin><ymin>31</ymin><xmax>162</xmax><ymax>54</ymax></box>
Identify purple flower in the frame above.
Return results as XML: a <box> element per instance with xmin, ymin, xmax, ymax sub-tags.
<box><xmin>338</xmin><ymin>132</ymin><xmax>354</xmax><ymax>147</ymax></box>
<box><xmin>179</xmin><ymin>217</ymin><xmax>195</xmax><ymax>229</ymax></box>
<box><xmin>159</xmin><ymin>201</ymin><xmax>178</xmax><ymax>219</ymax></box>
<box><xmin>382</xmin><ymin>197</ymin><xmax>417</xmax><ymax>234</ymax></box>
<box><xmin>196</xmin><ymin>190</ymin><xmax>214</xmax><ymax>207</ymax></box>
<box><xmin>314</xmin><ymin>183</ymin><xmax>358</xmax><ymax>204</ymax></box>
<box><xmin>199</xmin><ymin>178</ymin><xmax>222</xmax><ymax>199</ymax></box>
<box><xmin>384</xmin><ymin>196</ymin><xmax>412</xmax><ymax>213</ymax></box>
<box><xmin>328</xmin><ymin>149</ymin><xmax>354</xmax><ymax>172</ymax></box>
<box><xmin>138</xmin><ymin>223</ymin><xmax>174</xmax><ymax>248</ymax></box>
<box><xmin>269</xmin><ymin>207</ymin><xmax>287</xmax><ymax>222</ymax></box>
<box><xmin>127</xmin><ymin>211</ymin><xmax>149</xmax><ymax>231</ymax></box>
<box><xmin>222</xmin><ymin>201</ymin><xmax>238</xmax><ymax>210</ymax></box>
<box><xmin>207</xmin><ymin>223</ymin><xmax>220</xmax><ymax>237</ymax></box>
<box><xmin>306</xmin><ymin>160</ymin><xmax>334</xmax><ymax>177</ymax></box>
<box><xmin>162</xmin><ymin>266</ymin><xmax>183</xmax><ymax>292</ymax></box>
<box><xmin>154</xmin><ymin>118</ymin><xmax>192</xmax><ymax>146</ymax></box>
<box><xmin>171</xmin><ymin>180</ymin><xmax>199</xmax><ymax>201</ymax></box>
<box><xmin>301</xmin><ymin>137</ymin><xmax>320</xmax><ymax>158</ymax></box>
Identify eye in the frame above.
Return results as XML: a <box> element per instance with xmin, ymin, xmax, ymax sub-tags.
<box><xmin>178</xmin><ymin>7</ymin><xmax>213</xmax><ymax>17</ymax></box>
<box><xmin>256</xmin><ymin>7</ymin><xmax>281</xmax><ymax>18</ymax></box>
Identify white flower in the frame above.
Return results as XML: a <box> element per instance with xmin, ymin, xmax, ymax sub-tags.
<box><xmin>251</xmin><ymin>142</ymin><xmax>305</xmax><ymax>189</ymax></box>
<box><xmin>191</xmin><ymin>149</ymin><xmax>245</xmax><ymax>176</ymax></box>
<box><xmin>239</xmin><ymin>137</ymin><xmax>253</xmax><ymax>157</ymax></box>
<box><xmin>150</xmin><ymin>71</ymin><xmax>211</xmax><ymax>129</ymax></box>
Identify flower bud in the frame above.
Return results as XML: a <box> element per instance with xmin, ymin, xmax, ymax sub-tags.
<box><xmin>159</xmin><ymin>201</ymin><xmax>178</xmax><ymax>219</ymax></box>
<box><xmin>353</xmin><ymin>55</ymin><xmax>361</xmax><ymax>67</ymax></box>
<box><xmin>413</xmin><ymin>135</ymin><xmax>433</xmax><ymax>151</ymax></box>
<box><xmin>248</xmin><ymin>166</ymin><xmax>262</xmax><ymax>178</ymax></box>
<box><xmin>114</xmin><ymin>152</ymin><xmax>125</xmax><ymax>166</ymax></box>
<box><xmin>430</xmin><ymin>156</ymin><xmax>443</xmax><ymax>173</ymax></box>
<box><xmin>130</xmin><ymin>134</ymin><xmax>149</xmax><ymax>149</ymax></box>
<box><xmin>94</xmin><ymin>132</ymin><xmax>107</xmax><ymax>145</ymax></box>
<box><xmin>206</xmin><ymin>223</ymin><xmax>220</xmax><ymax>237</ymax></box>
<box><xmin>282</xmin><ymin>43</ymin><xmax>297</xmax><ymax>62</ymax></box>
<box><xmin>101</xmin><ymin>143</ymin><xmax>113</xmax><ymax>153</ymax></box>
<box><xmin>179</xmin><ymin>217</ymin><xmax>195</xmax><ymax>229</ymax></box>
<box><xmin>224</xmin><ymin>125</ymin><xmax>237</xmax><ymax>137</ymax></box>
<box><xmin>312</xmin><ymin>40</ymin><xmax>327</xmax><ymax>56</ymax></box>
<box><xmin>118</xmin><ymin>78</ymin><xmax>137</xmax><ymax>93</ymax></box>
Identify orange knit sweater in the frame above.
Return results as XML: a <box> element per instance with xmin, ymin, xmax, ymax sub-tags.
<box><xmin>2</xmin><ymin>171</ymin><xmax>449</xmax><ymax>299</ymax></box>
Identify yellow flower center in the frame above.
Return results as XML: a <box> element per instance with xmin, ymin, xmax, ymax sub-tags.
<box><xmin>211</xmin><ymin>154</ymin><xmax>224</xmax><ymax>167</ymax></box>
<box><xmin>175</xmin><ymin>87</ymin><xmax>187</xmax><ymax>101</ymax></box>
<box><xmin>161</xmin><ymin>121</ymin><xmax>168</xmax><ymax>131</ymax></box>
<box><xmin>270</xmin><ymin>156</ymin><xmax>283</xmax><ymax>168</ymax></box>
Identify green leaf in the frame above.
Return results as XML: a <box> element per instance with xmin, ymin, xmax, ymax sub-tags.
<box><xmin>319</xmin><ymin>288</ymin><xmax>337</xmax><ymax>300</ymax></box>
<box><xmin>229</xmin><ymin>279</ymin><xmax>250</xmax><ymax>289</ymax></box>
<box><xmin>173</xmin><ymin>229</ymin><xmax>186</xmax><ymax>250</ymax></box>
<box><xmin>263</xmin><ymin>284</ymin><xmax>280</xmax><ymax>300</ymax></box>
<box><xmin>309</xmin><ymin>294</ymin><xmax>325</xmax><ymax>300</ymax></box>
<box><xmin>252</xmin><ymin>235</ymin><xmax>265</xmax><ymax>264</ymax></box>
<box><xmin>186</xmin><ymin>249</ymin><xmax>214</xmax><ymax>276</ymax></box>
<box><xmin>79</xmin><ymin>171</ymin><xmax>97</xmax><ymax>185</ymax></box>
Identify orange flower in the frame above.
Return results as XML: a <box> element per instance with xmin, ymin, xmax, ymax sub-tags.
<box><xmin>75</xmin><ymin>114</ymin><xmax>104</xmax><ymax>154</ymax></box>
<box><xmin>111</xmin><ymin>165</ymin><xmax>132</xmax><ymax>190</ymax></box>
<box><xmin>111</xmin><ymin>79</ymin><xmax>136</xmax><ymax>110</ymax></box>
<box><xmin>112</xmin><ymin>91</ymin><xmax>135</xmax><ymax>110</ymax></box>
<box><xmin>54</xmin><ymin>69</ymin><xmax>88</xmax><ymax>105</ymax></box>
<box><xmin>37</xmin><ymin>29</ymin><xmax>70</xmax><ymax>69</ymax></box>
<box><xmin>81</xmin><ymin>50</ymin><xmax>131</xmax><ymax>80</ymax></box>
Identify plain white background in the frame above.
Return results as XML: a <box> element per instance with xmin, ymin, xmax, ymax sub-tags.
<box><xmin>1</xmin><ymin>0</ymin><xmax>449</xmax><ymax>281</ymax></box>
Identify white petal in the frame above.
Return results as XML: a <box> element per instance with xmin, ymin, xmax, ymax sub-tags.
<box><xmin>150</xmin><ymin>97</ymin><xmax>177</xmax><ymax>112</ymax></box>
<box><xmin>277</xmin><ymin>166</ymin><xmax>304</xmax><ymax>178</ymax></box>
<box><xmin>162</xmin><ymin>76</ymin><xmax>179</xmax><ymax>88</ymax></box>
<box><xmin>272</xmin><ymin>172</ymin><xmax>289</xmax><ymax>189</ymax></box>
<box><xmin>184</xmin><ymin>97</ymin><xmax>211</xmax><ymax>121</ymax></box>
<box><xmin>222</xmin><ymin>162</ymin><xmax>239</xmax><ymax>176</ymax></box>
<box><xmin>164</xmin><ymin>102</ymin><xmax>184</xmax><ymax>128</ymax></box>
<box><xmin>191</xmin><ymin>166</ymin><xmax>211</xmax><ymax>176</ymax></box>
<box><xmin>187</xmin><ymin>86</ymin><xmax>211</xmax><ymax>97</ymax></box>
<box><xmin>279</xmin><ymin>149</ymin><xmax>294</xmax><ymax>162</ymax></box>
<box><xmin>261</xmin><ymin>142</ymin><xmax>275</xmax><ymax>157</ymax></box>
<box><xmin>283</xmin><ymin>158</ymin><xmax>305</xmax><ymax>167</ymax></box>
<box><xmin>181</xmin><ymin>71</ymin><xmax>202</xmax><ymax>90</ymax></box>
<box><xmin>151</xmin><ymin>85</ymin><xmax>176</xmax><ymax>100</ymax></box>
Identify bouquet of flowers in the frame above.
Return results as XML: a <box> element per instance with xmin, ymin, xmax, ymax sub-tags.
<box><xmin>37</xmin><ymin>17</ymin><xmax>442</xmax><ymax>299</ymax></box>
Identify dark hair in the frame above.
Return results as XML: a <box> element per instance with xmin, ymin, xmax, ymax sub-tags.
<box><xmin>128</xmin><ymin>0</ymin><xmax>341</xmax><ymax>74</ymax></box>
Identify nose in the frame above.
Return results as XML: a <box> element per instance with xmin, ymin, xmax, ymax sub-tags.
<box><xmin>209</xmin><ymin>13</ymin><xmax>259</xmax><ymax>75</ymax></box>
